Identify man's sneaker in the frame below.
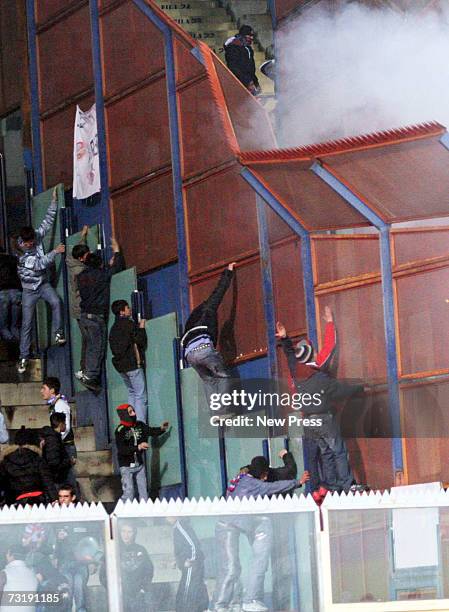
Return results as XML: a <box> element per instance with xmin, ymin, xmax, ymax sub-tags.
<box><xmin>75</xmin><ymin>370</ymin><xmax>84</xmax><ymax>380</ymax></box>
<box><xmin>17</xmin><ymin>359</ymin><xmax>28</xmax><ymax>374</ymax></box>
<box><xmin>80</xmin><ymin>375</ymin><xmax>102</xmax><ymax>393</ymax></box>
<box><xmin>242</xmin><ymin>602</ymin><xmax>268</xmax><ymax>612</ymax></box>
<box><xmin>54</xmin><ymin>331</ymin><xmax>66</xmax><ymax>346</ymax></box>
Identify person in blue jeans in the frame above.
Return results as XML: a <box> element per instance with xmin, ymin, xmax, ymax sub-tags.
<box><xmin>0</xmin><ymin>247</ymin><xmax>21</xmax><ymax>344</ymax></box>
<box><xmin>109</xmin><ymin>299</ymin><xmax>148</xmax><ymax>422</ymax></box>
<box><xmin>15</xmin><ymin>188</ymin><xmax>66</xmax><ymax>374</ymax></box>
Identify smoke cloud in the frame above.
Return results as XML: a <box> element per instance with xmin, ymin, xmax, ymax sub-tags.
<box><xmin>277</xmin><ymin>2</ymin><xmax>449</xmax><ymax>146</ymax></box>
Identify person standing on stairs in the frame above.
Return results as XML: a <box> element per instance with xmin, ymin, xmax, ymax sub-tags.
<box><xmin>224</xmin><ymin>25</ymin><xmax>260</xmax><ymax>95</ymax></box>
<box><xmin>40</xmin><ymin>412</ymin><xmax>76</xmax><ymax>491</ymax></box>
<box><xmin>77</xmin><ymin>237</ymin><xmax>124</xmax><ymax>393</ymax></box>
<box><xmin>40</xmin><ymin>376</ymin><xmax>78</xmax><ymax>492</ymax></box>
<box><xmin>66</xmin><ymin>225</ymin><xmax>90</xmax><ymax>380</ymax></box>
<box><xmin>15</xmin><ymin>187</ymin><xmax>66</xmax><ymax>375</ymax></box>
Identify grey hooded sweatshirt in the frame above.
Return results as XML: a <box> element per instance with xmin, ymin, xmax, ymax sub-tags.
<box><xmin>16</xmin><ymin>199</ymin><xmax>59</xmax><ymax>290</ymax></box>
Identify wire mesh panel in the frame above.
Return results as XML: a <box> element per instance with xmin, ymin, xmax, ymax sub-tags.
<box><xmin>313</xmin><ymin>235</ymin><xmax>380</xmax><ymax>285</ymax></box>
<box><xmin>393</xmin><ymin>229</ymin><xmax>449</xmax><ymax>267</ymax></box>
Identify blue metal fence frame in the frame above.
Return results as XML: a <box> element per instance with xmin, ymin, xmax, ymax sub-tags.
<box><xmin>132</xmin><ymin>0</ymin><xmax>190</xmax><ymax>327</ymax></box>
<box><xmin>311</xmin><ymin>161</ymin><xmax>403</xmax><ymax>473</ymax></box>
<box><xmin>25</xmin><ymin>0</ymin><xmax>43</xmax><ymax>194</ymax></box>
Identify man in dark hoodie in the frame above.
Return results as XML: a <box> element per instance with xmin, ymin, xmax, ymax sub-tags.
<box><xmin>213</xmin><ymin>456</ymin><xmax>305</xmax><ymax>612</ymax></box>
<box><xmin>40</xmin><ymin>412</ymin><xmax>74</xmax><ymax>490</ymax></box>
<box><xmin>0</xmin><ymin>427</ymin><xmax>57</xmax><ymax>505</ymax></box>
<box><xmin>277</xmin><ymin>306</ymin><xmax>366</xmax><ymax>498</ymax></box>
<box><xmin>77</xmin><ymin>237</ymin><xmax>124</xmax><ymax>392</ymax></box>
<box><xmin>224</xmin><ymin>25</ymin><xmax>260</xmax><ymax>95</ymax></box>
<box><xmin>116</xmin><ymin>522</ymin><xmax>154</xmax><ymax>612</ymax></box>
<box><xmin>181</xmin><ymin>263</ymin><xmax>235</xmax><ymax>410</ymax></box>
<box><xmin>109</xmin><ymin>300</ymin><xmax>148</xmax><ymax>422</ymax></box>
<box><xmin>115</xmin><ymin>404</ymin><xmax>169</xmax><ymax>502</ymax></box>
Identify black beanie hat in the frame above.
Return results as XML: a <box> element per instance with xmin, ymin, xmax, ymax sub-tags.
<box><xmin>116</xmin><ymin>404</ymin><xmax>137</xmax><ymax>426</ymax></box>
<box><xmin>239</xmin><ymin>25</ymin><xmax>254</xmax><ymax>37</ymax></box>
<box><xmin>248</xmin><ymin>456</ymin><xmax>269</xmax><ymax>479</ymax></box>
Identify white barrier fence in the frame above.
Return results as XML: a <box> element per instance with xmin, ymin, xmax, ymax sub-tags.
<box><xmin>0</xmin><ymin>488</ymin><xmax>448</xmax><ymax>611</ymax></box>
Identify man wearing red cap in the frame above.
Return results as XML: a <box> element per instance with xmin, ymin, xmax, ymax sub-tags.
<box><xmin>115</xmin><ymin>404</ymin><xmax>169</xmax><ymax>502</ymax></box>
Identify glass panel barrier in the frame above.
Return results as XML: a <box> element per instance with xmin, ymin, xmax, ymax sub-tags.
<box><xmin>113</xmin><ymin>495</ymin><xmax>320</xmax><ymax>612</ymax></box>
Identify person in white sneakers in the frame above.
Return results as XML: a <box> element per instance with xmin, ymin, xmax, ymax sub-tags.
<box><xmin>15</xmin><ymin>187</ymin><xmax>66</xmax><ymax>374</ymax></box>
<box><xmin>66</xmin><ymin>224</ymin><xmax>90</xmax><ymax>380</ymax></box>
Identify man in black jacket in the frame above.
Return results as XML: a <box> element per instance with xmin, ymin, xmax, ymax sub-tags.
<box><xmin>40</xmin><ymin>412</ymin><xmax>74</xmax><ymax>489</ymax></box>
<box><xmin>181</xmin><ymin>263</ymin><xmax>235</xmax><ymax>410</ymax></box>
<box><xmin>115</xmin><ymin>404</ymin><xmax>169</xmax><ymax>502</ymax></box>
<box><xmin>109</xmin><ymin>300</ymin><xmax>148</xmax><ymax>422</ymax></box>
<box><xmin>0</xmin><ymin>246</ymin><xmax>21</xmax><ymax>343</ymax></box>
<box><xmin>0</xmin><ymin>427</ymin><xmax>57</xmax><ymax>505</ymax></box>
<box><xmin>224</xmin><ymin>25</ymin><xmax>260</xmax><ymax>95</ymax></box>
<box><xmin>77</xmin><ymin>237</ymin><xmax>124</xmax><ymax>392</ymax></box>
<box><xmin>117</xmin><ymin>522</ymin><xmax>154</xmax><ymax>612</ymax></box>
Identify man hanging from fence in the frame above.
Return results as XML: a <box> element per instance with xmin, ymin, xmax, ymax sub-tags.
<box><xmin>276</xmin><ymin>305</ymin><xmax>367</xmax><ymax>501</ymax></box>
<box><xmin>15</xmin><ymin>187</ymin><xmax>66</xmax><ymax>374</ymax></box>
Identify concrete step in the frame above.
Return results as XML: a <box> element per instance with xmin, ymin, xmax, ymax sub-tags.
<box><xmin>74</xmin><ymin>426</ymin><xmax>96</xmax><ymax>452</ymax></box>
<box><xmin>159</xmin><ymin>7</ymin><xmax>228</xmax><ymax>17</ymax></box>
<box><xmin>76</xmin><ymin>450</ymin><xmax>113</xmax><ymax>478</ymax></box>
<box><xmin>78</xmin><ymin>475</ymin><xmax>121</xmax><ymax>503</ymax></box>
<box><xmin>175</xmin><ymin>19</ymin><xmax>235</xmax><ymax>31</ymax></box>
<box><xmin>0</xmin><ymin>360</ymin><xmax>42</xmax><ymax>383</ymax></box>
<box><xmin>3</xmin><ymin>403</ymin><xmax>77</xmax><ymax>430</ymax></box>
<box><xmin>0</xmin><ymin>382</ymin><xmax>44</xmax><ymax>407</ymax></box>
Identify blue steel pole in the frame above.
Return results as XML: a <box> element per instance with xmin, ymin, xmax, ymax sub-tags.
<box><xmin>89</xmin><ymin>0</ymin><xmax>113</xmax><ymax>254</ymax></box>
<box><xmin>256</xmin><ymin>194</ymin><xmax>278</xmax><ymax>380</ymax></box>
<box><xmin>241</xmin><ymin>167</ymin><xmax>318</xmax><ymax>345</ymax></box>
<box><xmin>25</xmin><ymin>0</ymin><xmax>43</xmax><ymax>194</ymax></box>
<box><xmin>132</xmin><ymin>0</ymin><xmax>190</xmax><ymax>326</ymax></box>
<box><xmin>311</xmin><ymin>161</ymin><xmax>404</xmax><ymax>473</ymax></box>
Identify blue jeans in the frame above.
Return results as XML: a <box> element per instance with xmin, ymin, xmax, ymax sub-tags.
<box><xmin>0</xmin><ymin>288</ymin><xmax>21</xmax><ymax>341</ymax></box>
<box><xmin>120</xmin><ymin>463</ymin><xmax>148</xmax><ymax>502</ymax></box>
<box><xmin>20</xmin><ymin>283</ymin><xmax>62</xmax><ymax>359</ymax></box>
<box><xmin>79</xmin><ymin>314</ymin><xmax>106</xmax><ymax>379</ymax></box>
<box><xmin>120</xmin><ymin>368</ymin><xmax>148</xmax><ymax>422</ymax></box>
<box><xmin>186</xmin><ymin>345</ymin><xmax>232</xmax><ymax>410</ymax></box>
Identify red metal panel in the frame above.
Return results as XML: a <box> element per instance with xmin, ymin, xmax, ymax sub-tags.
<box><xmin>41</xmin><ymin>95</ymin><xmax>95</xmax><ymax>189</ymax></box>
<box><xmin>347</xmin><ymin>438</ymin><xmax>394</xmax><ymax>491</ymax></box>
<box><xmin>212</xmin><ymin>55</ymin><xmax>276</xmax><ymax>152</ymax></box>
<box><xmin>185</xmin><ymin>166</ymin><xmax>259</xmax><ymax>274</ymax></box>
<box><xmin>275</xmin><ymin>0</ymin><xmax>303</xmax><ymax>21</ymax></box>
<box><xmin>101</xmin><ymin>0</ymin><xmax>165</xmax><ymax>99</ymax></box>
<box><xmin>401</xmin><ymin>380</ymin><xmax>449</xmax><ymax>484</ymax></box>
<box><xmin>35</xmin><ymin>0</ymin><xmax>76</xmax><ymax>25</ymax></box>
<box><xmin>0</xmin><ymin>0</ymin><xmax>23</xmax><ymax>113</ymax></box>
<box><xmin>316</xmin><ymin>284</ymin><xmax>387</xmax><ymax>381</ymax></box>
<box><xmin>313</xmin><ymin>236</ymin><xmax>380</xmax><ymax>285</ymax></box>
<box><xmin>271</xmin><ymin>238</ymin><xmax>306</xmax><ymax>336</ymax></box>
<box><xmin>174</xmin><ymin>37</ymin><xmax>205</xmax><ymax>85</ymax></box>
<box><xmin>111</xmin><ymin>172</ymin><xmax>177</xmax><ymax>272</ymax></box>
<box><xmin>106</xmin><ymin>78</ymin><xmax>171</xmax><ymax>190</ymax></box>
<box><xmin>323</xmin><ymin>136</ymin><xmax>449</xmax><ymax>223</ymax></box>
<box><xmin>178</xmin><ymin>77</ymin><xmax>235</xmax><ymax>179</ymax></box>
<box><xmin>190</xmin><ymin>259</ymin><xmax>266</xmax><ymax>362</ymax></box>
<box><xmin>37</xmin><ymin>5</ymin><xmax>93</xmax><ymax>113</ymax></box>
<box><xmin>248</xmin><ymin>162</ymin><xmax>368</xmax><ymax>231</ymax></box>
<box><xmin>393</xmin><ymin>229</ymin><xmax>449</xmax><ymax>266</ymax></box>
<box><xmin>396</xmin><ymin>267</ymin><xmax>449</xmax><ymax>376</ymax></box>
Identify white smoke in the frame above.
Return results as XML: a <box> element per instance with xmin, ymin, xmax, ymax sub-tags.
<box><xmin>277</xmin><ymin>2</ymin><xmax>449</xmax><ymax>146</ymax></box>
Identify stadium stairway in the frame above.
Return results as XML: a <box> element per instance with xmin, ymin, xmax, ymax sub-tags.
<box><xmin>155</xmin><ymin>0</ymin><xmax>275</xmax><ymax>96</ymax></box>
<box><xmin>0</xmin><ymin>360</ymin><xmax>120</xmax><ymax>504</ymax></box>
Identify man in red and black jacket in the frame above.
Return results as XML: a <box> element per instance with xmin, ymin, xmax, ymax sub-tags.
<box><xmin>277</xmin><ymin>306</ymin><xmax>365</xmax><ymax>497</ymax></box>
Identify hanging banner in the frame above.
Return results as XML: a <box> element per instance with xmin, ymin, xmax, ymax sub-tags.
<box><xmin>73</xmin><ymin>103</ymin><xmax>101</xmax><ymax>199</ymax></box>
